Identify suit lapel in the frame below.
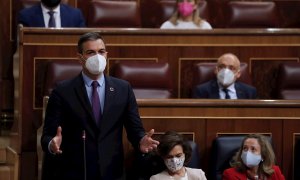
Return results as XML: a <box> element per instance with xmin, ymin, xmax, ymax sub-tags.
<box><xmin>235</xmin><ymin>82</ymin><xmax>245</xmax><ymax>99</ymax></box>
<box><xmin>98</xmin><ymin>76</ymin><xmax>116</xmax><ymax>138</ymax></box>
<box><xmin>60</xmin><ymin>4</ymin><xmax>67</xmax><ymax>27</ymax></box>
<box><xmin>73</xmin><ymin>74</ymin><xmax>98</xmax><ymax>139</ymax></box>
<box><xmin>36</xmin><ymin>5</ymin><xmax>46</xmax><ymax>27</ymax></box>
<box><xmin>211</xmin><ymin>79</ymin><xmax>221</xmax><ymax>98</ymax></box>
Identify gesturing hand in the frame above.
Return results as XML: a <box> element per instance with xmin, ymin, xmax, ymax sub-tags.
<box><xmin>50</xmin><ymin>126</ymin><xmax>63</xmax><ymax>154</ymax></box>
<box><xmin>139</xmin><ymin>129</ymin><xmax>160</xmax><ymax>153</ymax></box>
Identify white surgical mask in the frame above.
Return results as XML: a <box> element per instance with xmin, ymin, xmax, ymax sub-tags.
<box><xmin>164</xmin><ymin>155</ymin><xmax>185</xmax><ymax>172</ymax></box>
<box><xmin>217</xmin><ymin>68</ymin><xmax>235</xmax><ymax>87</ymax></box>
<box><xmin>85</xmin><ymin>54</ymin><xmax>106</xmax><ymax>75</ymax></box>
<box><xmin>241</xmin><ymin>151</ymin><xmax>262</xmax><ymax>168</ymax></box>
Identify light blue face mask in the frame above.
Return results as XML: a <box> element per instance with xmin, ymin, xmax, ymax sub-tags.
<box><xmin>241</xmin><ymin>150</ymin><xmax>262</xmax><ymax>168</ymax></box>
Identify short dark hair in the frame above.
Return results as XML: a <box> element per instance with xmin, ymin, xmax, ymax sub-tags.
<box><xmin>157</xmin><ymin>131</ymin><xmax>192</xmax><ymax>165</ymax></box>
<box><xmin>77</xmin><ymin>32</ymin><xmax>104</xmax><ymax>54</ymax></box>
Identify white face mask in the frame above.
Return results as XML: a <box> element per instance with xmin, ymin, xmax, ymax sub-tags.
<box><xmin>164</xmin><ymin>155</ymin><xmax>185</xmax><ymax>173</ymax></box>
<box><xmin>85</xmin><ymin>54</ymin><xmax>106</xmax><ymax>75</ymax></box>
<box><xmin>241</xmin><ymin>151</ymin><xmax>262</xmax><ymax>168</ymax></box>
<box><xmin>217</xmin><ymin>68</ymin><xmax>235</xmax><ymax>87</ymax></box>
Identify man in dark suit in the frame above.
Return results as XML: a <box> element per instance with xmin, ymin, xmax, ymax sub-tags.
<box><xmin>18</xmin><ymin>0</ymin><xmax>85</xmax><ymax>27</ymax></box>
<box><xmin>41</xmin><ymin>32</ymin><xmax>159</xmax><ymax>180</ymax></box>
<box><xmin>193</xmin><ymin>53</ymin><xmax>257</xmax><ymax>99</ymax></box>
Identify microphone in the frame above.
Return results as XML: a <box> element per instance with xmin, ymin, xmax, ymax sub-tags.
<box><xmin>82</xmin><ymin>130</ymin><xmax>87</xmax><ymax>180</ymax></box>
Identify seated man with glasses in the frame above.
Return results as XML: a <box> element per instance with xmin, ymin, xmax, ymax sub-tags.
<box><xmin>192</xmin><ymin>53</ymin><xmax>257</xmax><ymax>99</ymax></box>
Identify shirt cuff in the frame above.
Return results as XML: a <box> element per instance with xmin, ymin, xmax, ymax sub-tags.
<box><xmin>48</xmin><ymin>139</ymin><xmax>56</xmax><ymax>155</ymax></box>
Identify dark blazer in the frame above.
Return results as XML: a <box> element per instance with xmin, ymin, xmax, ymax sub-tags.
<box><xmin>41</xmin><ymin>74</ymin><xmax>145</xmax><ymax>180</ymax></box>
<box><xmin>18</xmin><ymin>3</ymin><xmax>85</xmax><ymax>27</ymax></box>
<box><xmin>223</xmin><ymin>166</ymin><xmax>285</xmax><ymax>180</ymax></box>
<box><xmin>193</xmin><ymin>79</ymin><xmax>257</xmax><ymax>99</ymax></box>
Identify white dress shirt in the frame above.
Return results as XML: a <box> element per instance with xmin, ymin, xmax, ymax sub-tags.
<box><xmin>160</xmin><ymin>20</ymin><xmax>212</xmax><ymax>29</ymax></box>
<box><xmin>41</xmin><ymin>4</ymin><xmax>61</xmax><ymax>28</ymax></box>
<box><xmin>82</xmin><ymin>72</ymin><xmax>105</xmax><ymax>114</ymax></box>
<box><xmin>218</xmin><ymin>83</ymin><xmax>238</xmax><ymax>99</ymax></box>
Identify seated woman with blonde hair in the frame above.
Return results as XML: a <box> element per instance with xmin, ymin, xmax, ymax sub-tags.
<box><xmin>160</xmin><ymin>0</ymin><xmax>212</xmax><ymax>29</ymax></box>
<box><xmin>223</xmin><ymin>134</ymin><xmax>285</xmax><ymax>180</ymax></box>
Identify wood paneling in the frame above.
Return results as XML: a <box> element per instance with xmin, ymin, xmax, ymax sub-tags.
<box><xmin>135</xmin><ymin>99</ymin><xmax>300</xmax><ymax>179</ymax></box>
<box><xmin>18</xmin><ymin>28</ymin><xmax>300</xmax><ymax>101</ymax></box>
<box><xmin>2</xmin><ymin>0</ymin><xmax>300</xmax><ymax>132</ymax></box>
<box><xmin>9</xmin><ymin>28</ymin><xmax>300</xmax><ymax>180</ymax></box>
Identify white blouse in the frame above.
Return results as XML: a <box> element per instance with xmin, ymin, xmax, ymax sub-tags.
<box><xmin>160</xmin><ymin>20</ymin><xmax>212</xmax><ymax>29</ymax></box>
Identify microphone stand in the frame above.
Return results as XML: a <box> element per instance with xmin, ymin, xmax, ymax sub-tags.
<box><xmin>82</xmin><ymin>130</ymin><xmax>87</xmax><ymax>180</ymax></box>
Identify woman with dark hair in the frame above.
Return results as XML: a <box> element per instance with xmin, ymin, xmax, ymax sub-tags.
<box><xmin>160</xmin><ymin>0</ymin><xmax>212</xmax><ymax>29</ymax></box>
<box><xmin>223</xmin><ymin>134</ymin><xmax>285</xmax><ymax>180</ymax></box>
<box><xmin>150</xmin><ymin>131</ymin><xmax>207</xmax><ymax>180</ymax></box>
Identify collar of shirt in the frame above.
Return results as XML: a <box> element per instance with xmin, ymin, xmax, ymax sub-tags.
<box><xmin>41</xmin><ymin>3</ymin><xmax>61</xmax><ymax>28</ymax></box>
<box><xmin>226</xmin><ymin>83</ymin><xmax>236</xmax><ymax>94</ymax></box>
<box><xmin>218</xmin><ymin>82</ymin><xmax>237</xmax><ymax>99</ymax></box>
<box><xmin>82</xmin><ymin>72</ymin><xmax>105</xmax><ymax>87</ymax></box>
<box><xmin>82</xmin><ymin>72</ymin><xmax>105</xmax><ymax>112</ymax></box>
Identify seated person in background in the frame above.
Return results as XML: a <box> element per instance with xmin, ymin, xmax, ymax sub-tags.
<box><xmin>150</xmin><ymin>131</ymin><xmax>207</xmax><ymax>180</ymax></box>
<box><xmin>18</xmin><ymin>0</ymin><xmax>85</xmax><ymax>28</ymax></box>
<box><xmin>193</xmin><ymin>53</ymin><xmax>257</xmax><ymax>99</ymax></box>
<box><xmin>223</xmin><ymin>134</ymin><xmax>285</xmax><ymax>180</ymax></box>
<box><xmin>160</xmin><ymin>0</ymin><xmax>212</xmax><ymax>29</ymax></box>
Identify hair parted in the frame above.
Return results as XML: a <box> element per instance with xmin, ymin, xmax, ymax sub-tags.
<box><xmin>77</xmin><ymin>32</ymin><xmax>104</xmax><ymax>54</ymax></box>
<box><xmin>230</xmin><ymin>134</ymin><xmax>275</xmax><ymax>177</ymax></box>
<box><xmin>157</xmin><ymin>131</ymin><xmax>192</xmax><ymax>165</ymax></box>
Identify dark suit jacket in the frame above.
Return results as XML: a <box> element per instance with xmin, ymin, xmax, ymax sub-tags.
<box><xmin>193</xmin><ymin>79</ymin><xmax>257</xmax><ymax>99</ymax></box>
<box><xmin>223</xmin><ymin>166</ymin><xmax>285</xmax><ymax>180</ymax></box>
<box><xmin>41</xmin><ymin>74</ymin><xmax>145</xmax><ymax>180</ymax></box>
<box><xmin>18</xmin><ymin>3</ymin><xmax>85</xmax><ymax>27</ymax></box>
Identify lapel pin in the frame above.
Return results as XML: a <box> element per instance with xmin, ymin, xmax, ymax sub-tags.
<box><xmin>110</xmin><ymin>87</ymin><xmax>114</xmax><ymax>92</ymax></box>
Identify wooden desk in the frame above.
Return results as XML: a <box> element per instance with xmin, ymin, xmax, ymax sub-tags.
<box><xmin>11</xmin><ymin>28</ymin><xmax>300</xmax><ymax>180</ymax></box>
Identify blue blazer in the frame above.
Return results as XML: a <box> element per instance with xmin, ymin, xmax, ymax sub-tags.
<box><xmin>18</xmin><ymin>3</ymin><xmax>85</xmax><ymax>27</ymax></box>
<box><xmin>193</xmin><ymin>79</ymin><xmax>257</xmax><ymax>99</ymax></box>
<box><xmin>41</xmin><ymin>74</ymin><xmax>145</xmax><ymax>180</ymax></box>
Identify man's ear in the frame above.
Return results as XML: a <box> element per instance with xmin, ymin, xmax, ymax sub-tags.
<box><xmin>77</xmin><ymin>53</ymin><xmax>84</xmax><ymax>65</ymax></box>
<box><xmin>103</xmin><ymin>52</ymin><xmax>108</xmax><ymax>60</ymax></box>
<box><xmin>236</xmin><ymin>70</ymin><xmax>241</xmax><ymax>79</ymax></box>
<box><xmin>214</xmin><ymin>66</ymin><xmax>218</xmax><ymax>75</ymax></box>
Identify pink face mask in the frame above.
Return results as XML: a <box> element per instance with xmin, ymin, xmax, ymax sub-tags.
<box><xmin>178</xmin><ymin>2</ymin><xmax>194</xmax><ymax>17</ymax></box>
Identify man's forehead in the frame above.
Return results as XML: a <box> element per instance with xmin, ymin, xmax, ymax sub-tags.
<box><xmin>219</xmin><ymin>55</ymin><xmax>238</xmax><ymax>65</ymax></box>
<box><xmin>83</xmin><ymin>39</ymin><xmax>105</xmax><ymax>49</ymax></box>
<box><xmin>84</xmin><ymin>39</ymin><xmax>104</xmax><ymax>44</ymax></box>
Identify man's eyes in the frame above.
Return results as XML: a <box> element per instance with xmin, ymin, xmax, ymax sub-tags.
<box><xmin>218</xmin><ymin>65</ymin><xmax>236</xmax><ymax>71</ymax></box>
<box><xmin>86</xmin><ymin>51</ymin><xmax>96</xmax><ymax>55</ymax></box>
<box><xmin>85</xmin><ymin>50</ymin><xmax>106</xmax><ymax>55</ymax></box>
<box><xmin>99</xmin><ymin>50</ymin><xmax>107</xmax><ymax>54</ymax></box>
